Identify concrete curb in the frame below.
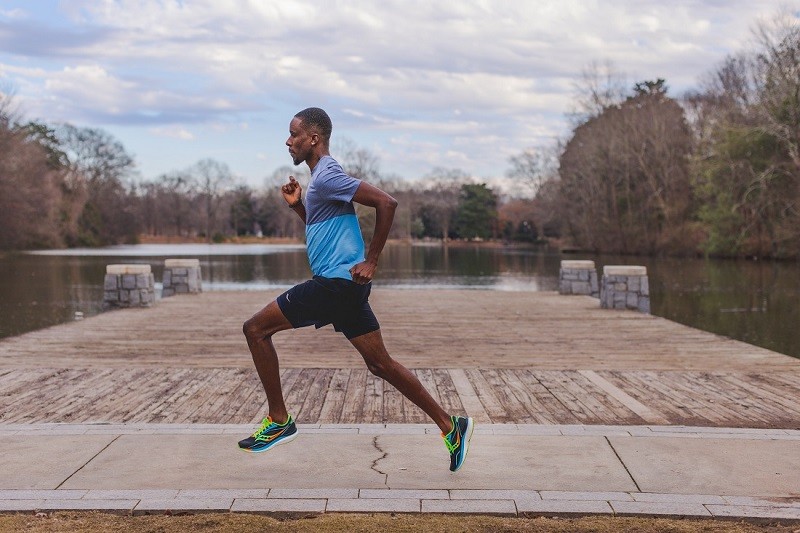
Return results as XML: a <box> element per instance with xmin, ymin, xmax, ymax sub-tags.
<box><xmin>1</xmin><ymin>487</ymin><xmax>798</xmax><ymax>521</ymax></box>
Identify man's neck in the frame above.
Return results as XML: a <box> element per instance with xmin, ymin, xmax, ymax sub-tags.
<box><xmin>306</xmin><ymin>149</ymin><xmax>330</xmax><ymax>173</ymax></box>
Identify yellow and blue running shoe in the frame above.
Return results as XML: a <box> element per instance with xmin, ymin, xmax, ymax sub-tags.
<box><xmin>238</xmin><ymin>415</ymin><xmax>298</xmax><ymax>452</ymax></box>
<box><xmin>443</xmin><ymin>415</ymin><xmax>474</xmax><ymax>472</ymax></box>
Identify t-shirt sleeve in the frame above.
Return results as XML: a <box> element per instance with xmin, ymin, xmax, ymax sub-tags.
<box><xmin>316</xmin><ymin>164</ymin><xmax>361</xmax><ymax>203</ymax></box>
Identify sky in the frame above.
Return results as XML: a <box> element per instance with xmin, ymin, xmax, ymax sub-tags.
<box><xmin>0</xmin><ymin>0</ymin><xmax>793</xmax><ymax>190</ymax></box>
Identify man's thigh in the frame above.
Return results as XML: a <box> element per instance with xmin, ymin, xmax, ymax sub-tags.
<box><xmin>244</xmin><ymin>300</ymin><xmax>294</xmax><ymax>337</ymax></box>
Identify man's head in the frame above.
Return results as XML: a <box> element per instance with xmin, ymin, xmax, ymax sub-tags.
<box><xmin>286</xmin><ymin>107</ymin><xmax>332</xmax><ymax>166</ymax></box>
<box><xmin>294</xmin><ymin>107</ymin><xmax>332</xmax><ymax>143</ymax></box>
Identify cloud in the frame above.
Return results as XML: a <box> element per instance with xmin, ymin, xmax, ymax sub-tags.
<box><xmin>150</xmin><ymin>125</ymin><xmax>195</xmax><ymax>140</ymax></box>
<box><xmin>0</xmin><ymin>8</ymin><xmax>27</xmax><ymax>19</ymax></box>
<box><xmin>0</xmin><ymin>0</ymin><xmax>791</xmax><ymax>183</ymax></box>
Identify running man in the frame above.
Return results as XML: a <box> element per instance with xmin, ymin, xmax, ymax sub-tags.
<box><xmin>238</xmin><ymin>107</ymin><xmax>474</xmax><ymax>471</ymax></box>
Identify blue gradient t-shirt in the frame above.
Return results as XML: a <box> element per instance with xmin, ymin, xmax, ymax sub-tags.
<box><xmin>304</xmin><ymin>156</ymin><xmax>364</xmax><ymax>280</ymax></box>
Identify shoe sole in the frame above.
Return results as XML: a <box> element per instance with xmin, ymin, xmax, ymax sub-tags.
<box><xmin>452</xmin><ymin>417</ymin><xmax>474</xmax><ymax>472</ymax></box>
<box><xmin>240</xmin><ymin>430</ymin><xmax>299</xmax><ymax>453</ymax></box>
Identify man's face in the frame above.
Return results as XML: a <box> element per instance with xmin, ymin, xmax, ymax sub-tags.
<box><xmin>286</xmin><ymin>117</ymin><xmax>317</xmax><ymax>165</ymax></box>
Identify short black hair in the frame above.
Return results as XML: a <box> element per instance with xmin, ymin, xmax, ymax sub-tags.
<box><xmin>294</xmin><ymin>107</ymin><xmax>332</xmax><ymax>143</ymax></box>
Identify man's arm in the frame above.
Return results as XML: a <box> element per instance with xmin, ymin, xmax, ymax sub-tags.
<box><xmin>349</xmin><ymin>181</ymin><xmax>398</xmax><ymax>284</ymax></box>
<box><xmin>282</xmin><ymin>176</ymin><xmax>306</xmax><ymax>223</ymax></box>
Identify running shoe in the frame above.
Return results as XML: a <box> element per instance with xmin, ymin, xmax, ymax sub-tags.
<box><xmin>238</xmin><ymin>415</ymin><xmax>298</xmax><ymax>452</ymax></box>
<box><xmin>443</xmin><ymin>415</ymin><xmax>474</xmax><ymax>472</ymax></box>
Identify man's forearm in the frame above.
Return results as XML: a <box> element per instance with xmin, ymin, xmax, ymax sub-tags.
<box><xmin>290</xmin><ymin>202</ymin><xmax>307</xmax><ymax>224</ymax></box>
<box><xmin>365</xmin><ymin>197</ymin><xmax>397</xmax><ymax>264</ymax></box>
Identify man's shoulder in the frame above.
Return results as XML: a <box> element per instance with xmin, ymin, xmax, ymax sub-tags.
<box><xmin>314</xmin><ymin>155</ymin><xmax>344</xmax><ymax>177</ymax></box>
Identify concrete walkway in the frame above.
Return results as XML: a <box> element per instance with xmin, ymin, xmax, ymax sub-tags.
<box><xmin>1</xmin><ymin>423</ymin><xmax>798</xmax><ymax>521</ymax></box>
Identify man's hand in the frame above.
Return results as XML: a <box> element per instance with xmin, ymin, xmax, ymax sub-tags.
<box><xmin>281</xmin><ymin>176</ymin><xmax>302</xmax><ymax>206</ymax></box>
<box><xmin>350</xmin><ymin>260</ymin><xmax>377</xmax><ymax>285</ymax></box>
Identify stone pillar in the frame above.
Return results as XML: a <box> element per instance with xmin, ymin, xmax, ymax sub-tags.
<box><xmin>600</xmin><ymin>265</ymin><xmax>650</xmax><ymax>313</ymax></box>
<box><xmin>559</xmin><ymin>260</ymin><xmax>599</xmax><ymax>297</ymax></box>
<box><xmin>162</xmin><ymin>258</ymin><xmax>202</xmax><ymax>297</ymax></box>
<box><xmin>103</xmin><ymin>264</ymin><xmax>155</xmax><ymax>309</ymax></box>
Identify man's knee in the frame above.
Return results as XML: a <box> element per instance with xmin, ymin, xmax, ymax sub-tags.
<box><xmin>242</xmin><ymin>317</ymin><xmax>263</xmax><ymax>340</ymax></box>
<box><xmin>243</xmin><ymin>302</ymin><xmax>290</xmax><ymax>341</ymax></box>
<box><xmin>365</xmin><ymin>359</ymin><xmax>386</xmax><ymax>378</ymax></box>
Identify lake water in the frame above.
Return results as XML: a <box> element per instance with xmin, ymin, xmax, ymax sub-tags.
<box><xmin>1</xmin><ymin>243</ymin><xmax>798</xmax><ymax>359</ymax></box>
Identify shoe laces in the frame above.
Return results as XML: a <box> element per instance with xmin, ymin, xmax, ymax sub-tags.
<box><xmin>252</xmin><ymin>416</ymin><xmax>278</xmax><ymax>438</ymax></box>
<box><xmin>442</xmin><ymin>418</ymin><xmax>460</xmax><ymax>453</ymax></box>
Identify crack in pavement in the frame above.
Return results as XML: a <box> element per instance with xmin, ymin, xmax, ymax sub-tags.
<box><xmin>370</xmin><ymin>435</ymin><xmax>389</xmax><ymax>485</ymax></box>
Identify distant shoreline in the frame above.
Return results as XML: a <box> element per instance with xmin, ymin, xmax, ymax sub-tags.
<box><xmin>136</xmin><ymin>234</ymin><xmax>548</xmax><ymax>250</ymax></box>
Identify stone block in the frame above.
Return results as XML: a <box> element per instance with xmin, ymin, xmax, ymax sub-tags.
<box><xmin>106</xmin><ymin>264</ymin><xmax>151</xmax><ymax>275</ymax></box>
<box><xmin>121</xmin><ymin>274</ymin><xmax>137</xmax><ymax>290</ymax></box>
<box><xmin>103</xmin><ymin>264</ymin><xmax>155</xmax><ymax>309</ymax></box>
<box><xmin>422</xmin><ymin>499</ymin><xmax>516</xmax><ymax>515</ymax></box>
<box><xmin>135</xmin><ymin>273</ymin><xmax>151</xmax><ymax>289</ymax></box>
<box><xmin>231</xmin><ymin>498</ymin><xmax>326</xmax><ymax>513</ymax></box>
<box><xmin>559</xmin><ymin>260</ymin><xmax>599</xmax><ymax>297</ymax></box>
<box><xmin>327</xmin><ymin>498</ymin><xmax>421</xmax><ymax>513</ymax></box>
<box><xmin>162</xmin><ymin>258</ymin><xmax>202</xmax><ymax>297</ymax></box>
<box><xmin>600</xmin><ymin>265</ymin><xmax>649</xmax><ymax>313</ymax></box>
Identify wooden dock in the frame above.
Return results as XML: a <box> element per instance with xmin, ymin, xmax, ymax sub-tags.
<box><xmin>1</xmin><ymin>290</ymin><xmax>799</xmax><ymax>428</ymax></box>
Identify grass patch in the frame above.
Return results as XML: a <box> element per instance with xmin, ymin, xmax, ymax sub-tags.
<box><xmin>0</xmin><ymin>512</ymin><xmax>797</xmax><ymax>532</ymax></box>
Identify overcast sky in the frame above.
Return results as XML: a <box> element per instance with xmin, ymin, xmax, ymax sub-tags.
<box><xmin>0</xmin><ymin>1</ymin><xmax>793</xmax><ymax>188</ymax></box>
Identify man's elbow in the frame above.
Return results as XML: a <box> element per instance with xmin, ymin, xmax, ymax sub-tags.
<box><xmin>381</xmin><ymin>195</ymin><xmax>398</xmax><ymax>212</ymax></box>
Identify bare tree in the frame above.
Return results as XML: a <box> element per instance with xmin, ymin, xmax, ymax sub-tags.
<box><xmin>0</xmin><ymin>107</ymin><xmax>64</xmax><ymax>249</ymax></box>
<box><xmin>506</xmin><ymin>144</ymin><xmax>560</xmax><ymax>197</ymax></box>
<box><xmin>568</xmin><ymin>59</ymin><xmax>628</xmax><ymax>124</ymax></box>
<box><xmin>558</xmin><ymin>80</ymin><xmax>694</xmax><ymax>254</ymax></box>
<box><xmin>420</xmin><ymin>167</ymin><xmax>469</xmax><ymax>241</ymax></box>
<box><xmin>190</xmin><ymin>158</ymin><xmax>234</xmax><ymax>242</ymax></box>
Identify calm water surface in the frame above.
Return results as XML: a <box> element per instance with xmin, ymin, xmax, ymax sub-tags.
<box><xmin>1</xmin><ymin>243</ymin><xmax>798</xmax><ymax>359</ymax></box>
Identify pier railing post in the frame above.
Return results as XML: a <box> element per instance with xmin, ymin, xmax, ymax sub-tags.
<box><xmin>600</xmin><ymin>265</ymin><xmax>650</xmax><ymax>313</ymax></box>
<box><xmin>162</xmin><ymin>259</ymin><xmax>202</xmax><ymax>297</ymax></box>
<box><xmin>559</xmin><ymin>260</ymin><xmax>599</xmax><ymax>298</ymax></box>
<box><xmin>103</xmin><ymin>264</ymin><xmax>155</xmax><ymax>309</ymax></box>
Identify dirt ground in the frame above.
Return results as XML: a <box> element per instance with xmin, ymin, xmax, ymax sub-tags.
<box><xmin>0</xmin><ymin>512</ymin><xmax>797</xmax><ymax>533</ymax></box>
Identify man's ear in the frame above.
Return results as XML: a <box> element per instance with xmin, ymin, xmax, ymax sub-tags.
<box><xmin>311</xmin><ymin>132</ymin><xmax>319</xmax><ymax>146</ymax></box>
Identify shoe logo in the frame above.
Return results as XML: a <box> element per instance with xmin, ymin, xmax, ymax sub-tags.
<box><xmin>256</xmin><ymin>426</ymin><xmax>286</xmax><ymax>443</ymax></box>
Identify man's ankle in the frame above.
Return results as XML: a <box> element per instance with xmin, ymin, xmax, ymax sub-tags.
<box><xmin>270</xmin><ymin>414</ymin><xmax>290</xmax><ymax>425</ymax></box>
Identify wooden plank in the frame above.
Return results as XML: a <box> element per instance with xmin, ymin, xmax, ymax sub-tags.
<box><xmin>317</xmin><ymin>368</ymin><xmax>351</xmax><ymax>423</ymax></box>
<box><xmin>447</xmin><ymin>369</ymin><xmax>489</xmax><ymax>422</ymax></box>
<box><xmin>431</xmin><ymin>369</ymin><xmax>465</xmax><ymax>415</ymax></box>
<box><xmin>496</xmin><ymin>369</ymin><xmax>557</xmax><ymax>424</ymax></box>
<box><xmin>463</xmin><ymin>369</ymin><xmax>511</xmax><ymax>423</ymax></box>
<box><xmin>579</xmin><ymin>370</ymin><xmax>667</xmax><ymax>424</ymax></box>
<box><xmin>296</xmin><ymin>368</ymin><xmax>335</xmax><ymax>423</ymax></box>
<box><xmin>535</xmin><ymin>371</ymin><xmax>597</xmax><ymax>424</ymax></box>
<box><xmin>681</xmin><ymin>372</ymin><xmax>780</xmax><ymax>426</ymax></box>
<box><xmin>339</xmin><ymin>369</ymin><xmax>368</xmax><ymax>424</ymax></box>
<box><xmin>524</xmin><ymin>370</ymin><xmax>581</xmax><ymax>424</ymax></box>
<box><xmin>721</xmin><ymin>374</ymin><xmax>800</xmax><ymax>417</ymax></box>
<box><xmin>382</xmin><ymin>380</ymin><xmax>406</xmax><ymax>424</ymax></box>
<box><xmin>362</xmin><ymin>372</ymin><xmax>384</xmax><ymax>424</ymax></box>
<box><xmin>283</xmin><ymin>368</ymin><xmax>317</xmax><ymax>419</ymax></box>
<box><xmin>480</xmin><ymin>368</ymin><xmax>537</xmax><ymax>423</ymax></box>
<box><xmin>602</xmin><ymin>371</ymin><xmax>708</xmax><ymax>425</ymax></box>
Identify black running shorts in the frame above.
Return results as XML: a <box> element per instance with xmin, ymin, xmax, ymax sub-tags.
<box><xmin>276</xmin><ymin>276</ymin><xmax>380</xmax><ymax>340</ymax></box>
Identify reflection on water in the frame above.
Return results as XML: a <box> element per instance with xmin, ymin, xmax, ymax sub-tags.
<box><xmin>1</xmin><ymin>243</ymin><xmax>799</xmax><ymax>359</ymax></box>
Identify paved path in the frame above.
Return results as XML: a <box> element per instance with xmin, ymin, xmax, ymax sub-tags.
<box><xmin>1</xmin><ymin>423</ymin><xmax>798</xmax><ymax>521</ymax></box>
